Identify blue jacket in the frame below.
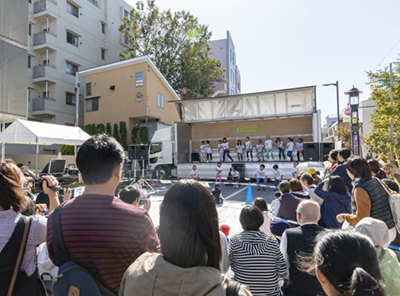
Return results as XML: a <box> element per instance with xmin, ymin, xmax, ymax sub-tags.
<box><xmin>314</xmin><ymin>182</ymin><xmax>351</xmax><ymax>229</ymax></box>
<box><xmin>329</xmin><ymin>161</ymin><xmax>353</xmax><ymax>193</ymax></box>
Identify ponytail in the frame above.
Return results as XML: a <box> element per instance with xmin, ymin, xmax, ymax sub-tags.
<box><xmin>350</xmin><ymin>266</ymin><xmax>384</xmax><ymax>296</ymax></box>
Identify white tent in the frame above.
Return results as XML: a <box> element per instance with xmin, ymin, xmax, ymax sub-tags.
<box><xmin>0</xmin><ymin>119</ymin><xmax>90</xmax><ymax>175</ymax></box>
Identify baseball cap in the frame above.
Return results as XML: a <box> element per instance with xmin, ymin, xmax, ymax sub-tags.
<box><xmin>270</xmin><ymin>219</ymin><xmax>290</xmax><ymax>237</ymax></box>
<box><xmin>307</xmin><ymin>168</ymin><xmax>316</xmax><ymax>175</ymax></box>
<box><xmin>355</xmin><ymin>217</ymin><xmax>389</xmax><ymax>246</ymax></box>
<box><xmin>219</xmin><ymin>224</ymin><xmax>231</xmax><ymax>237</ymax></box>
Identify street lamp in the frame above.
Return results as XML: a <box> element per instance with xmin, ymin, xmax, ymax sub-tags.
<box><xmin>323</xmin><ymin>81</ymin><xmax>340</xmax><ymax>141</ymax></box>
<box><xmin>345</xmin><ymin>86</ymin><xmax>363</xmax><ymax>155</ymax></box>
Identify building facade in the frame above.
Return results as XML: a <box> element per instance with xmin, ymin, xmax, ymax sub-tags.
<box><xmin>28</xmin><ymin>0</ymin><xmax>132</xmax><ymax>125</ymax></box>
<box><xmin>208</xmin><ymin>31</ymin><xmax>241</xmax><ymax>96</ymax></box>
<box><xmin>80</xmin><ymin>56</ymin><xmax>181</xmax><ymax>144</ymax></box>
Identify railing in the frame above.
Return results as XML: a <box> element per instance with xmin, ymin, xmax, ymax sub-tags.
<box><xmin>33</xmin><ymin>31</ymin><xmax>57</xmax><ymax>46</ymax></box>
<box><xmin>33</xmin><ymin>0</ymin><xmax>57</xmax><ymax>14</ymax></box>
<box><xmin>32</xmin><ymin>64</ymin><xmax>56</xmax><ymax>78</ymax></box>
<box><xmin>32</xmin><ymin>97</ymin><xmax>55</xmax><ymax>111</ymax></box>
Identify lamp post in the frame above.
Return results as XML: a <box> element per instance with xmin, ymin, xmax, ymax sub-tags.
<box><xmin>345</xmin><ymin>86</ymin><xmax>363</xmax><ymax>155</ymax></box>
<box><xmin>323</xmin><ymin>81</ymin><xmax>340</xmax><ymax>141</ymax></box>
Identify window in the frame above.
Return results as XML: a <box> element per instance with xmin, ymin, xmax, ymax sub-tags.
<box><xmin>85</xmin><ymin>82</ymin><xmax>92</xmax><ymax>96</ymax></box>
<box><xmin>66</xmin><ymin>62</ymin><xmax>78</xmax><ymax>76</ymax></box>
<box><xmin>101</xmin><ymin>23</ymin><xmax>105</xmax><ymax>34</ymax></box>
<box><xmin>28</xmin><ymin>56</ymin><xmax>31</xmax><ymax>69</ymax></box>
<box><xmin>101</xmin><ymin>49</ymin><xmax>105</xmax><ymax>60</ymax></box>
<box><xmin>28</xmin><ymin>24</ymin><xmax>31</xmax><ymax>36</ymax></box>
<box><xmin>86</xmin><ymin>98</ymin><xmax>99</xmax><ymax>112</ymax></box>
<box><xmin>43</xmin><ymin>91</ymin><xmax>49</xmax><ymax>98</ymax></box>
<box><xmin>119</xmin><ymin>121</ymin><xmax>123</xmax><ymax>133</ymax></box>
<box><xmin>135</xmin><ymin>72</ymin><xmax>143</xmax><ymax>87</ymax></box>
<box><xmin>150</xmin><ymin>143</ymin><xmax>162</xmax><ymax>154</ymax></box>
<box><xmin>67</xmin><ymin>2</ymin><xmax>79</xmax><ymax>18</ymax></box>
<box><xmin>161</xmin><ymin>94</ymin><xmax>164</xmax><ymax>108</ymax></box>
<box><xmin>157</xmin><ymin>93</ymin><xmax>160</xmax><ymax>107</ymax></box>
<box><xmin>66</xmin><ymin>31</ymin><xmax>78</xmax><ymax>47</ymax></box>
<box><xmin>124</xmin><ymin>9</ymin><xmax>130</xmax><ymax>21</ymax></box>
<box><xmin>66</xmin><ymin>93</ymin><xmax>76</xmax><ymax>106</ymax></box>
<box><xmin>123</xmin><ymin>36</ymin><xmax>129</xmax><ymax>45</ymax></box>
<box><xmin>87</xmin><ymin>0</ymin><xmax>98</xmax><ymax>8</ymax></box>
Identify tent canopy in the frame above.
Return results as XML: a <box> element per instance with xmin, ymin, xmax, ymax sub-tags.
<box><xmin>0</xmin><ymin>119</ymin><xmax>90</xmax><ymax>145</ymax></box>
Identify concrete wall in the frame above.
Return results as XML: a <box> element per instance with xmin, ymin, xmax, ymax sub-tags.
<box><xmin>359</xmin><ymin>99</ymin><xmax>375</xmax><ymax>138</ymax></box>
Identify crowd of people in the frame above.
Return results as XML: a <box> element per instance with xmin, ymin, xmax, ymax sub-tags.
<box><xmin>199</xmin><ymin>136</ymin><xmax>305</xmax><ymax>162</ymax></box>
<box><xmin>1</xmin><ymin>134</ymin><xmax>400</xmax><ymax>296</ymax></box>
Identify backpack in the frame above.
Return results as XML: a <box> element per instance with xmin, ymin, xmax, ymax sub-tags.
<box><xmin>377</xmin><ymin>179</ymin><xmax>400</xmax><ymax>234</ymax></box>
<box><xmin>226</xmin><ymin>281</ymin><xmax>242</xmax><ymax>296</ymax></box>
<box><xmin>51</xmin><ymin>202</ymin><xmax>116</xmax><ymax>296</ymax></box>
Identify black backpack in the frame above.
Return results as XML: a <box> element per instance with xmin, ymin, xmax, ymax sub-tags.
<box><xmin>51</xmin><ymin>202</ymin><xmax>116</xmax><ymax>296</ymax></box>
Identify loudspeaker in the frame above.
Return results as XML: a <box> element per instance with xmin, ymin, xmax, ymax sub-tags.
<box><xmin>191</xmin><ymin>152</ymin><xmax>200</xmax><ymax>162</ymax></box>
<box><xmin>320</xmin><ymin>143</ymin><xmax>335</xmax><ymax>161</ymax></box>
<box><xmin>232</xmin><ymin>163</ymin><xmax>245</xmax><ymax>182</ymax></box>
<box><xmin>303</xmin><ymin>143</ymin><xmax>320</xmax><ymax>161</ymax></box>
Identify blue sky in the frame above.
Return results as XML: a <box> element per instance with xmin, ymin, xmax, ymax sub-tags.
<box><xmin>126</xmin><ymin>0</ymin><xmax>400</xmax><ymax>122</ymax></box>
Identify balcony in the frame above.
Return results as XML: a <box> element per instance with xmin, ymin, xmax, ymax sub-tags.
<box><xmin>32</xmin><ymin>65</ymin><xmax>57</xmax><ymax>84</ymax></box>
<box><xmin>32</xmin><ymin>31</ymin><xmax>58</xmax><ymax>53</ymax></box>
<box><xmin>32</xmin><ymin>97</ymin><xmax>56</xmax><ymax>112</ymax></box>
<box><xmin>33</xmin><ymin>0</ymin><xmax>57</xmax><ymax>22</ymax></box>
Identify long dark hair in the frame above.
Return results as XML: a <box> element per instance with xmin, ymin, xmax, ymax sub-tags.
<box><xmin>368</xmin><ymin>159</ymin><xmax>386</xmax><ymax>179</ymax></box>
<box><xmin>328</xmin><ymin>176</ymin><xmax>348</xmax><ymax>195</ymax></box>
<box><xmin>299</xmin><ymin>230</ymin><xmax>383</xmax><ymax>296</ymax></box>
<box><xmin>346</xmin><ymin>157</ymin><xmax>372</xmax><ymax>180</ymax></box>
<box><xmin>159</xmin><ymin>179</ymin><xmax>221</xmax><ymax>270</ymax></box>
<box><xmin>0</xmin><ymin>161</ymin><xmax>25</xmax><ymax>213</ymax></box>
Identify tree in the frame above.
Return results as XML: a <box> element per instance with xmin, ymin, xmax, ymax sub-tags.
<box><xmin>113</xmin><ymin>123</ymin><xmax>120</xmax><ymax>142</ymax></box>
<box><xmin>365</xmin><ymin>62</ymin><xmax>400</xmax><ymax>169</ymax></box>
<box><xmin>139</xmin><ymin>126</ymin><xmax>148</xmax><ymax>143</ymax></box>
<box><xmin>106</xmin><ymin>124</ymin><xmax>112</xmax><ymax>136</ymax></box>
<box><xmin>97</xmin><ymin>123</ymin><xmax>106</xmax><ymax>134</ymax></box>
<box><xmin>119</xmin><ymin>0</ymin><xmax>226</xmax><ymax>99</ymax></box>
<box><xmin>120</xmin><ymin>122</ymin><xmax>128</xmax><ymax>148</ymax></box>
<box><xmin>131</xmin><ymin>126</ymin><xmax>139</xmax><ymax>144</ymax></box>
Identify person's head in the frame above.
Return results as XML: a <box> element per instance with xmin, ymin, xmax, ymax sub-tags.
<box><xmin>274</xmin><ymin>191</ymin><xmax>281</xmax><ymax>199</ymax></box>
<box><xmin>218</xmin><ymin>139</ymin><xmax>222</xmax><ymax>144</ymax></box>
<box><xmin>287</xmin><ymin>138</ymin><xmax>293</xmax><ymax>142</ymax></box>
<box><xmin>119</xmin><ymin>186</ymin><xmax>141</xmax><ymax>206</ymax></box>
<box><xmin>276</xmin><ymin>137</ymin><xmax>281</xmax><ymax>143</ymax></box>
<box><xmin>124</xmin><ymin>150</ymin><xmax>129</xmax><ymax>157</ymax></box>
<box><xmin>219</xmin><ymin>224</ymin><xmax>231</xmax><ymax>237</ymax></box>
<box><xmin>192</xmin><ymin>165</ymin><xmax>197</xmax><ymax>170</ymax></box>
<box><xmin>382</xmin><ymin>178</ymin><xmax>399</xmax><ymax>193</ymax></box>
<box><xmin>246</xmin><ymin>136</ymin><xmax>250</xmax><ymax>141</ymax></box>
<box><xmin>273</xmin><ymin>164</ymin><xmax>279</xmax><ymax>170</ymax></box>
<box><xmin>289</xmin><ymin>178</ymin><xmax>303</xmax><ymax>192</ymax></box>
<box><xmin>223</xmin><ymin>137</ymin><xmax>227</xmax><ymax>143</ymax></box>
<box><xmin>327</xmin><ymin>176</ymin><xmax>348</xmax><ymax>195</ymax></box>
<box><xmin>258</xmin><ymin>139</ymin><xmax>262</xmax><ymax>144</ymax></box>
<box><xmin>217</xmin><ymin>162</ymin><xmax>221</xmax><ymax>167</ymax></box>
<box><xmin>21</xmin><ymin>192</ymin><xmax>35</xmax><ymax>216</ymax></box>
<box><xmin>201</xmin><ymin>141</ymin><xmax>205</xmax><ymax>144</ymax></box>
<box><xmin>213</xmin><ymin>184</ymin><xmax>221</xmax><ymax>191</ymax></box>
<box><xmin>141</xmin><ymin>185</ymin><xmax>147</xmax><ymax>190</ymax></box>
<box><xmin>298</xmin><ymin>138</ymin><xmax>303</xmax><ymax>143</ymax></box>
<box><xmin>76</xmin><ymin>134</ymin><xmax>124</xmax><ymax>186</ymax></box>
<box><xmin>260</xmin><ymin>164</ymin><xmax>265</xmax><ymax>170</ymax></box>
<box><xmin>270</xmin><ymin>219</ymin><xmax>290</xmax><ymax>239</ymax></box>
<box><xmin>239</xmin><ymin>205</ymin><xmax>264</xmax><ymax>231</ymax></box>
<box><xmin>338</xmin><ymin>148</ymin><xmax>351</xmax><ymax>162</ymax></box>
<box><xmin>232</xmin><ymin>166</ymin><xmax>237</xmax><ymax>171</ymax></box>
<box><xmin>328</xmin><ymin>149</ymin><xmax>339</xmax><ymax>163</ymax></box>
<box><xmin>300</xmin><ymin>173</ymin><xmax>314</xmax><ymax>188</ymax></box>
<box><xmin>293</xmin><ymin>162</ymin><xmax>298</xmax><ymax>168</ymax></box>
<box><xmin>159</xmin><ymin>180</ymin><xmax>221</xmax><ymax>269</ymax></box>
<box><xmin>296</xmin><ymin>200</ymin><xmax>320</xmax><ymax>224</ymax></box>
<box><xmin>266</xmin><ymin>135</ymin><xmax>270</xmax><ymax>140</ymax></box>
<box><xmin>367</xmin><ymin>159</ymin><xmax>380</xmax><ymax>174</ymax></box>
<box><xmin>136</xmin><ymin>176</ymin><xmax>142</xmax><ymax>183</ymax></box>
<box><xmin>206</xmin><ymin>140</ymin><xmax>210</xmax><ymax>144</ymax></box>
<box><xmin>0</xmin><ymin>161</ymin><xmax>25</xmax><ymax>213</ymax></box>
<box><xmin>237</xmin><ymin>140</ymin><xmax>241</xmax><ymax>145</ymax></box>
<box><xmin>346</xmin><ymin>157</ymin><xmax>372</xmax><ymax>180</ymax></box>
<box><xmin>303</xmin><ymin>230</ymin><xmax>383</xmax><ymax>296</ymax></box>
<box><xmin>355</xmin><ymin>217</ymin><xmax>389</xmax><ymax>247</ymax></box>
<box><xmin>279</xmin><ymin>181</ymin><xmax>290</xmax><ymax>194</ymax></box>
<box><xmin>253</xmin><ymin>197</ymin><xmax>268</xmax><ymax>212</ymax></box>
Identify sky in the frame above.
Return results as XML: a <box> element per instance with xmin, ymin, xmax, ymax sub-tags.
<box><xmin>125</xmin><ymin>0</ymin><xmax>400</xmax><ymax>122</ymax></box>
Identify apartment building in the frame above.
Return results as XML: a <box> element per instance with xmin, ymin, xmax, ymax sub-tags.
<box><xmin>28</xmin><ymin>0</ymin><xmax>132</xmax><ymax>125</ymax></box>
<box><xmin>208</xmin><ymin>31</ymin><xmax>241</xmax><ymax>96</ymax></box>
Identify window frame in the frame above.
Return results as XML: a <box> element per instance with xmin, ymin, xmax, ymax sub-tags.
<box><xmin>66</xmin><ymin>62</ymin><xmax>78</xmax><ymax>76</ymax></box>
<box><xmin>161</xmin><ymin>94</ymin><xmax>164</xmax><ymax>109</ymax></box>
<box><xmin>101</xmin><ymin>49</ymin><xmax>105</xmax><ymax>60</ymax></box>
<box><xmin>86</xmin><ymin>97</ymin><xmax>99</xmax><ymax>112</ymax></box>
<box><xmin>66</xmin><ymin>92</ymin><xmax>76</xmax><ymax>106</ymax></box>
<box><xmin>135</xmin><ymin>71</ymin><xmax>143</xmax><ymax>87</ymax></box>
<box><xmin>157</xmin><ymin>93</ymin><xmax>160</xmax><ymax>108</ymax></box>
<box><xmin>85</xmin><ymin>82</ymin><xmax>92</xmax><ymax>96</ymax></box>
<box><xmin>101</xmin><ymin>22</ymin><xmax>106</xmax><ymax>34</ymax></box>
<box><xmin>66</xmin><ymin>31</ymin><xmax>79</xmax><ymax>47</ymax></box>
<box><xmin>67</xmin><ymin>1</ymin><xmax>79</xmax><ymax>18</ymax></box>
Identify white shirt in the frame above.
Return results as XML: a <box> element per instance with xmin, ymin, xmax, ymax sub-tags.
<box><xmin>287</xmin><ymin>142</ymin><xmax>294</xmax><ymax>151</ymax></box>
<box><xmin>265</xmin><ymin>139</ymin><xmax>273</xmax><ymax>149</ymax></box>
<box><xmin>273</xmin><ymin>169</ymin><xmax>282</xmax><ymax>180</ymax></box>
<box><xmin>223</xmin><ymin>142</ymin><xmax>230</xmax><ymax>150</ymax></box>
<box><xmin>236</xmin><ymin>144</ymin><xmax>244</xmax><ymax>154</ymax></box>
<box><xmin>191</xmin><ymin>169</ymin><xmax>200</xmax><ymax>178</ymax></box>
<box><xmin>245</xmin><ymin>140</ymin><xmax>252</xmax><ymax>151</ymax></box>
<box><xmin>216</xmin><ymin>166</ymin><xmax>223</xmax><ymax>175</ymax></box>
<box><xmin>140</xmin><ymin>188</ymin><xmax>148</xmax><ymax>197</ymax></box>
<box><xmin>232</xmin><ymin>170</ymin><xmax>240</xmax><ymax>178</ymax></box>
<box><xmin>295</xmin><ymin>142</ymin><xmax>304</xmax><ymax>151</ymax></box>
<box><xmin>206</xmin><ymin>144</ymin><xmax>212</xmax><ymax>154</ymax></box>
<box><xmin>218</xmin><ymin>143</ymin><xmax>224</xmax><ymax>153</ymax></box>
<box><xmin>200</xmin><ymin>145</ymin><xmax>206</xmax><ymax>153</ymax></box>
<box><xmin>277</xmin><ymin>141</ymin><xmax>283</xmax><ymax>149</ymax></box>
<box><xmin>260</xmin><ymin>212</ymin><xmax>271</xmax><ymax>234</ymax></box>
<box><xmin>291</xmin><ymin>167</ymin><xmax>298</xmax><ymax>177</ymax></box>
<box><xmin>256</xmin><ymin>169</ymin><xmax>267</xmax><ymax>179</ymax></box>
<box><xmin>256</xmin><ymin>143</ymin><xmax>264</xmax><ymax>152</ymax></box>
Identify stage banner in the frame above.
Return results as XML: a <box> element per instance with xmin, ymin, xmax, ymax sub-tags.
<box><xmin>236</xmin><ymin>124</ymin><xmax>260</xmax><ymax>133</ymax></box>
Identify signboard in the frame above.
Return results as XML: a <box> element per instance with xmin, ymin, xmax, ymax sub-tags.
<box><xmin>343</xmin><ymin>117</ymin><xmax>350</xmax><ymax>123</ymax></box>
<box><xmin>236</xmin><ymin>124</ymin><xmax>260</xmax><ymax>133</ymax></box>
<box><xmin>343</xmin><ymin>107</ymin><xmax>351</xmax><ymax>116</ymax></box>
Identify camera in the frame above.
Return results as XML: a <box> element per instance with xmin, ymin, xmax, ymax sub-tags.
<box><xmin>35</xmin><ymin>175</ymin><xmax>61</xmax><ymax>192</ymax></box>
<box><xmin>139</xmin><ymin>198</ymin><xmax>148</xmax><ymax>206</ymax></box>
<box><xmin>35</xmin><ymin>205</ymin><xmax>49</xmax><ymax>214</ymax></box>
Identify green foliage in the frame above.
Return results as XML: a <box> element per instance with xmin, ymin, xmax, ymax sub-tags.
<box><xmin>97</xmin><ymin>123</ymin><xmax>106</xmax><ymax>134</ymax></box>
<box><xmin>365</xmin><ymin>61</ymin><xmax>400</xmax><ymax>168</ymax></box>
<box><xmin>113</xmin><ymin>123</ymin><xmax>120</xmax><ymax>142</ymax></box>
<box><xmin>119</xmin><ymin>0</ymin><xmax>226</xmax><ymax>99</ymax></box>
<box><xmin>120</xmin><ymin>122</ymin><xmax>128</xmax><ymax>148</ymax></box>
<box><xmin>61</xmin><ymin>181</ymin><xmax>85</xmax><ymax>188</ymax></box>
<box><xmin>131</xmin><ymin>126</ymin><xmax>139</xmax><ymax>143</ymax></box>
<box><xmin>106</xmin><ymin>124</ymin><xmax>112</xmax><ymax>136</ymax></box>
<box><xmin>61</xmin><ymin>145</ymin><xmax>75</xmax><ymax>155</ymax></box>
<box><xmin>139</xmin><ymin>126</ymin><xmax>148</xmax><ymax>143</ymax></box>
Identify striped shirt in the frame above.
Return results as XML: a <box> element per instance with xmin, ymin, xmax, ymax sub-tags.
<box><xmin>229</xmin><ymin>230</ymin><xmax>287</xmax><ymax>296</ymax></box>
<box><xmin>47</xmin><ymin>194</ymin><xmax>159</xmax><ymax>295</ymax></box>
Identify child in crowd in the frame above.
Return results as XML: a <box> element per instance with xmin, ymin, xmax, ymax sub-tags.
<box><xmin>140</xmin><ymin>185</ymin><xmax>148</xmax><ymax>198</ymax></box>
<box><xmin>276</xmin><ymin>137</ymin><xmax>285</xmax><ymax>160</ymax></box>
<box><xmin>256</xmin><ymin>139</ymin><xmax>265</xmax><ymax>162</ymax></box>
<box><xmin>215</xmin><ymin>162</ymin><xmax>223</xmax><ymax>182</ymax></box>
<box><xmin>270</xmin><ymin>219</ymin><xmax>291</xmax><ymax>243</ymax></box>
<box><xmin>206</xmin><ymin>140</ymin><xmax>212</xmax><ymax>162</ymax></box>
<box><xmin>264</xmin><ymin>136</ymin><xmax>274</xmax><ymax>160</ymax></box>
<box><xmin>273</xmin><ymin>164</ymin><xmax>283</xmax><ymax>187</ymax></box>
<box><xmin>291</xmin><ymin>162</ymin><xmax>299</xmax><ymax>178</ymax></box>
<box><xmin>235</xmin><ymin>140</ymin><xmax>245</xmax><ymax>161</ymax></box>
<box><xmin>232</xmin><ymin>166</ymin><xmax>240</xmax><ymax>188</ymax></box>
<box><xmin>245</xmin><ymin>136</ymin><xmax>253</xmax><ymax>162</ymax></box>
<box><xmin>286</xmin><ymin>138</ymin><xmax>294</xmax><ymax>161</ymax></box>
<box><xmin>211</xmin><ymin>184</ymin><xmax>225</xmax><ymax>204</ymax></box>
<box><xmin>218</xmin><ymin>140</ymin><xmax>224</xmax><ymax>161</ymax></box>
<box><xmin>219</xmin><ymin>224</ymin><xmax>231</xmax><ymax>244</ymax></box>
<box><xmin>200</xmin><ymin>141</ymin><xmax>207</xmax><ymax>162</ymax></box>
<box><xmin>255</xmin><ymin>164</ymin><xmax>267</xmax><ymax>191</ymax></box>
<box><xmin>191</xmin><ymin>165</ymin><xmax>200</xmax><ymax>181</ymax></box>
<box><xmin>222</xmin><ymin>138</ymin><xmax>233</xmax><ymax>162</ymax></box>
<box><xmin>296</xmin><ymin>138</ymin><xmax>304</xmax><ymax>161</ymax></box>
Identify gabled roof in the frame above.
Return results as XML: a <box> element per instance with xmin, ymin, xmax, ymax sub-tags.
<box><xmin>79</xmin><ymin>56</ymin><xmax>180</xmax><ymax>101</ymax></box>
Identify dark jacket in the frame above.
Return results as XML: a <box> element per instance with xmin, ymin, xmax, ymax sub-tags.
<box><xmin>277</xmin><ymin>193</ymin><xmax>301</xmax><ymax>222</ymax></box>
<box><xmin>314</xmin><ymin>182</ymin><xmax>351</xmax><ymax>229</ymax></box>
<box><xmin>211</xmin><ymin>188</ymin><xmax>223</xmax><ymax>204</ymax></box>
<box><xmin>330</xmin><ymin>161</ymin><xmax>353</xmax><ymax>193</ymax></box>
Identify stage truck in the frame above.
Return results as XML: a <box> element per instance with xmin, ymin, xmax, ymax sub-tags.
<box><xmin>147</xmin><ymin>85</ymin><xmax>327</xmax><ymax>180</ymax></box>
